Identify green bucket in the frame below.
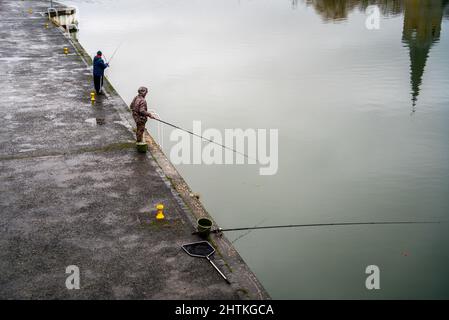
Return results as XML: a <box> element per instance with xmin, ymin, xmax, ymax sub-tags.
<box><xmin>136</xmin><ymin>142</ymin><xmax>148</xmax><ymax>153</ymax></box>
<box><xmin>197</xmin><ymin>217</ymin><xmax>213</xmax><ymax>238</ymax></box>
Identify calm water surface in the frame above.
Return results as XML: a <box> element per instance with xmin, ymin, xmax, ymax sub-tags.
<box><xmin>63</xmin><ymin>0</ymin><xmax>449</xmax><ymax>298</ymax></box>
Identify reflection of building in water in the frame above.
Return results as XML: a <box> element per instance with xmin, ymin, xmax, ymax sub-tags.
<box><xmin>292</xmin><ymin>0</ymin><xmax>299</xmax><ymax>9</ymax></box>
<box><xmin>304</xmin><ymin>0</ymin><xmax>448</xmax><ymax>109</ymax></box>
<box><xmin>402</xmin><ymin>0</ymin><xmax>446</xmax><ymax>109</ymax></box>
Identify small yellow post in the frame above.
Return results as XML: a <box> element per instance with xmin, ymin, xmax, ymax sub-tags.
<box><xmin>156</xmin><ymin>204</ymin><xmax>165</xmax><ymax>220</ymax></box>
<box><xmin>64</xmin><ymin>47</ymin><xmax>69</xmax><ymax>55</ymax></box>
<box><xmin>44</xmin><ymin>23</ymin><xmax>49</xmax><ymax>29</ymax></box>
<box><xmin>28</xmin><ymin>8</ymin><xmax>33</xmax><ymax>14</ymax></box>
<box><xmin>90</xmin><ymin>91</ymin><xmax>95</xmax><ymax>104</ymax></box>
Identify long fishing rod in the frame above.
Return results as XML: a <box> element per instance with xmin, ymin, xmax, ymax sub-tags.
<box><xmin>192</xmin><ymin>221</ymin><xmax>442</xmax><ymax>235</ymax></box>
<box><xmin>153</xmin><ymin>117</ymin><xmax>256</xmax><ymax>162</ymax></box>
<box><xmin>106</xmin><ymin>41</ymin><xmax>124</xmax><ymax>65</ymax></box>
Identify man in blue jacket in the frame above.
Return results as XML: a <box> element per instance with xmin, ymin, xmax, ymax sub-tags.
<box><xmin>93</xmin><ymin>51</ymin><xmax>109</xmax><ymax>94</ymax></box>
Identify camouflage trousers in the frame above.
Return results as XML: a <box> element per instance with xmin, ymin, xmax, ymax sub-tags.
<box><xmin>135</xmin><ymin>120</ymin><xmax>146</xmax><ymax>142</ymax></box>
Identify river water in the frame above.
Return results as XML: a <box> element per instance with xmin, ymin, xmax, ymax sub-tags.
<box><xmin>62</xmin><ymin>0</ymin><xmax>449</xmax><ymax>299</ymax></box>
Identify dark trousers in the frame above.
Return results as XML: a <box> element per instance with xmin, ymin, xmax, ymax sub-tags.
<box><xmin>93</xmin><ymin>75</ymin><xmax>103</xmax><ymax>94</ymax></box>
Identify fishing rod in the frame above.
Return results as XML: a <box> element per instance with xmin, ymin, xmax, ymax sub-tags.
<box><xmin>106</xmin><ymin>41</ymin><xmax>124</xmax><ymax>65</ymax></box>
<box><xmin>153</xmin><ymin>117</ymin><xmax>256</xmax><ymax>162</ymax></box>
<box><xmin>192</xmin><ymin>220</ymin><xmax>442</xmax><ymax>235</ymax></box>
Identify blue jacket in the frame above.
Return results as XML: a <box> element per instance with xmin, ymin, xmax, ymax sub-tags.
<box><xmin>93</xmin><ymin>55</ymin><xmax>108</xmax><ymax>77</ymax></box>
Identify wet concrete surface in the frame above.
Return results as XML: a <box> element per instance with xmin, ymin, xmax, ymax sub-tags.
<box><xmin>0</xmin><ymin>0</ymin><xmax>266</xmax><ymax>299</ymax></box>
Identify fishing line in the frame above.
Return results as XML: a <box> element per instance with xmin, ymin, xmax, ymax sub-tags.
<box><xmin>153</xmin><ymin>118</ymin><xmax>257</xmax><ymax>162</ymax></box>
<box><xmin>231</xmin><ymin>218</ymin><xmax>269</xmax><ymax>244</ymax></box>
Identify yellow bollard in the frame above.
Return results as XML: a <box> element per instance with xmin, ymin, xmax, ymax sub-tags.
<box><xmin>90</xmin><ymin>91</ymin><xmax>95</xmax><ymax>104</ymax></box>
<box><xmin>28</xmin><ymin>8</ymin><xmax>33</xmax><ymax>14</ymax></box>
<box><xmin>64</xmin><ymin>47</ymin><xmax>69</xmax><ymax>55</ymax></box>
<box><xmin>44</xmin><ymin>23</ymin><xmax>49</xmax><ymax>29</ymax></box>
<box><xmin>156</xmin><ymin>204</ymin><xmax>165</xmax><ymax>220</ymax></box>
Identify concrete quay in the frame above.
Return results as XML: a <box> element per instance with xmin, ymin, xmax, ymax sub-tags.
<box><xmin>0</xmin><ymin>0</ymin><xmax>269</xmax><ymax>300</ymax></box>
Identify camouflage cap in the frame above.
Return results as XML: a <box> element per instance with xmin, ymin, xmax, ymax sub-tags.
<box><xmin>138</xmin><ymin>87</ymin><xmax>148</xmax><ymax>95</ymax></box>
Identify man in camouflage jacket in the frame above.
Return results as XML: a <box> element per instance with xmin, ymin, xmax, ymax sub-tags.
<box><xmin>130</xmin><ymin>87</ymin><xmax>154</xmax><ymax>142</ymax></box>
